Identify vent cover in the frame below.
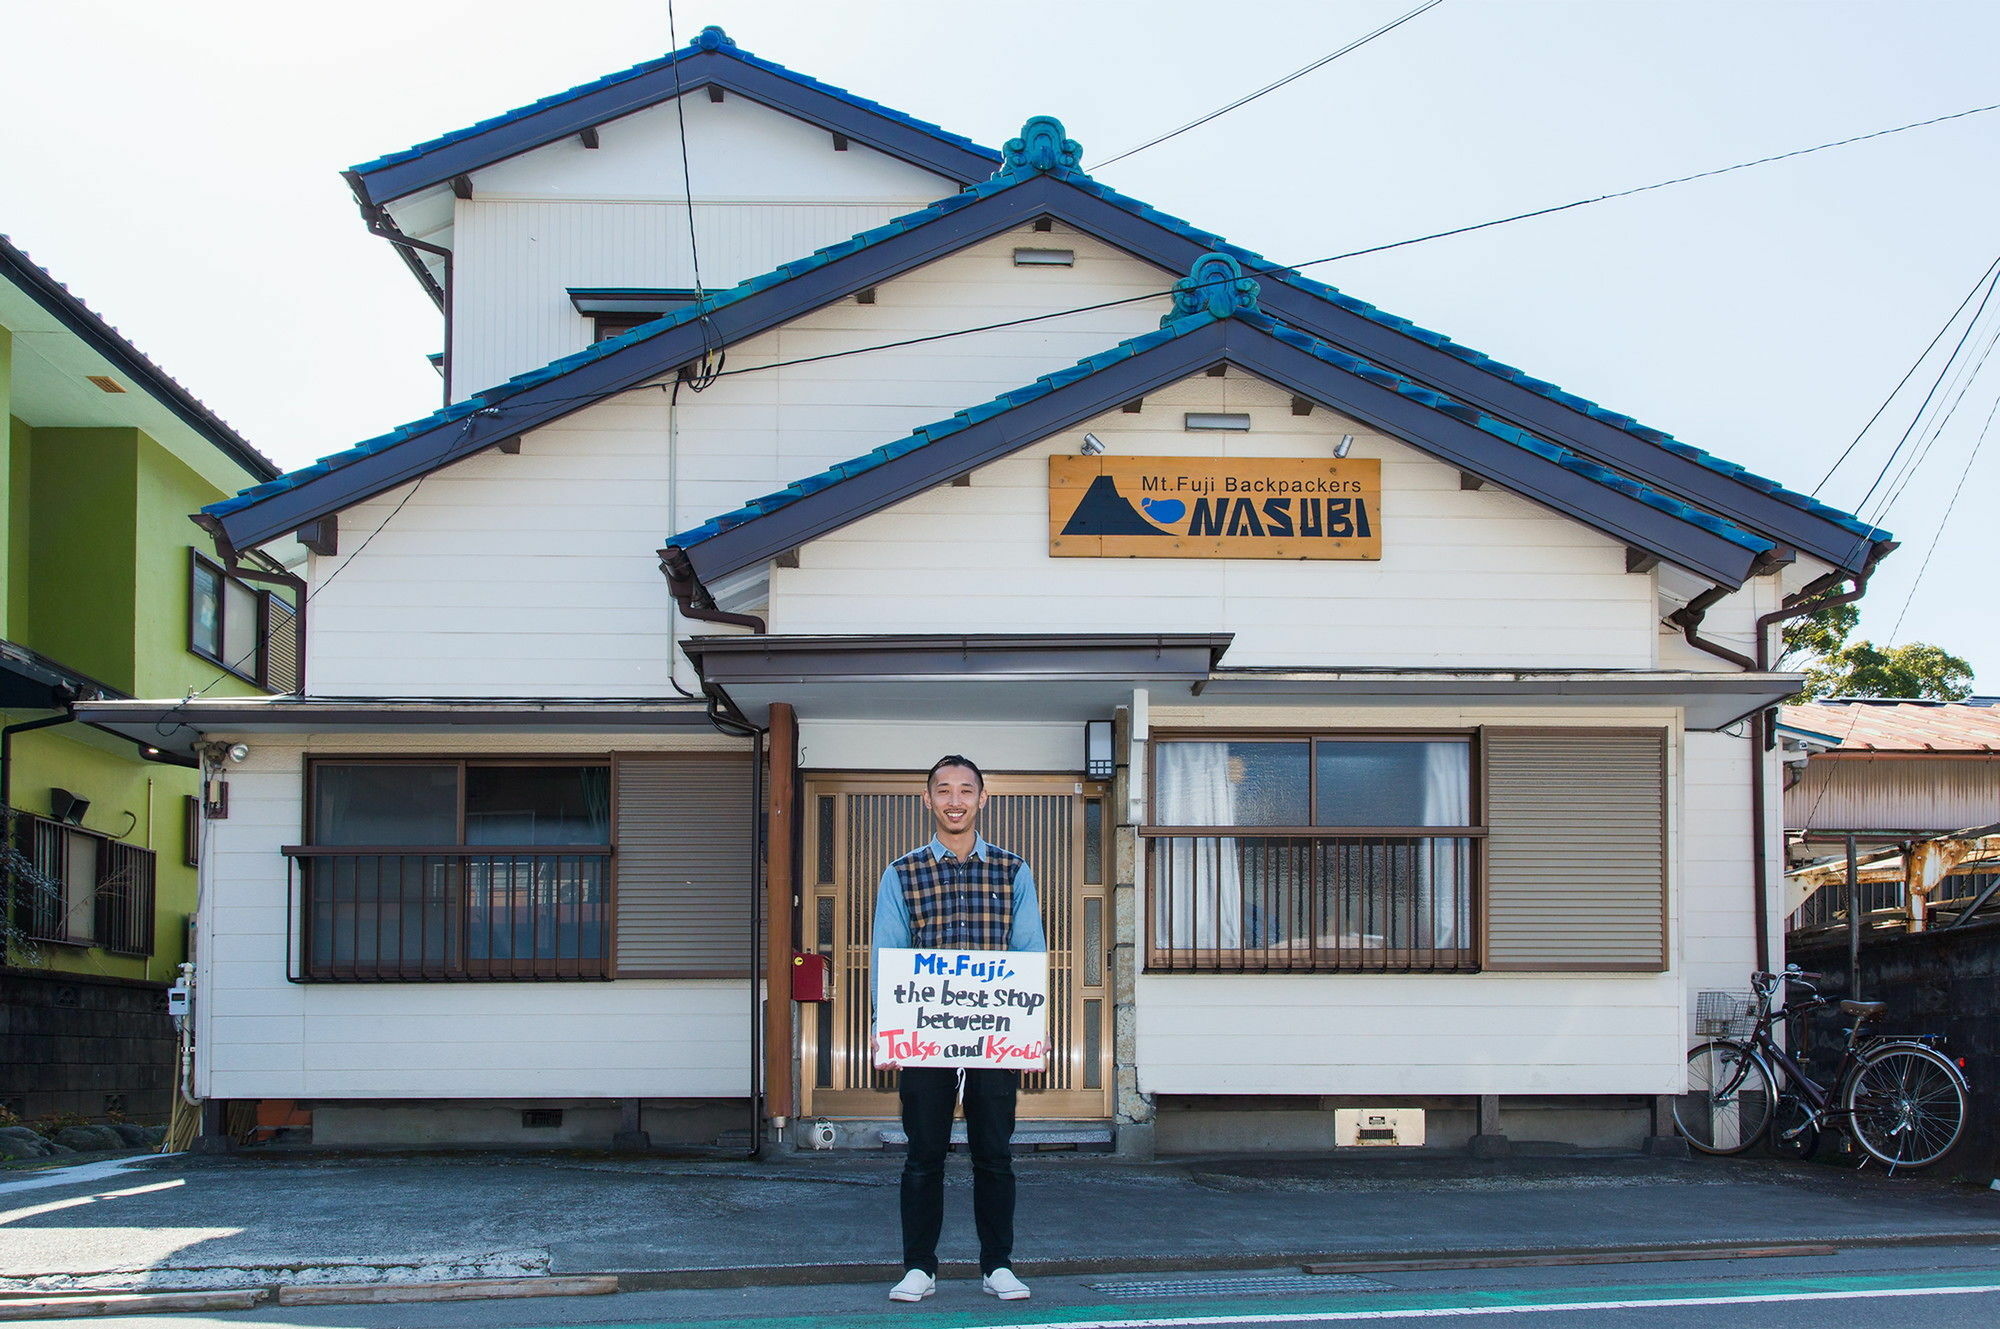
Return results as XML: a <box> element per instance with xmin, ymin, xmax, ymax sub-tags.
<box><xmin>86</xmin><ymin>375</ymin><xmax>125</xmax><ymax>393</ymax></box>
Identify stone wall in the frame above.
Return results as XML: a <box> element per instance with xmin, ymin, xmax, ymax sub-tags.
<box><xmin>0</xmin><ymin>968</ymin><xmax>174</xmax><ymax>1121</ymax></box>
<box><xmin>1791</xmin><ymin>920</ymin><xmax>2000</xmax><ymax>1182</ymax></box>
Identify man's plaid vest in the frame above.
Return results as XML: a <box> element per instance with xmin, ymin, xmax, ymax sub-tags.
<box><xmin>888</xmin><ymin>841</ymin><xmax>1025</xmax><ymax>951</ymax></box>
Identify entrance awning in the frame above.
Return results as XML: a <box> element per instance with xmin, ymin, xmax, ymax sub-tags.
<box><xmin>682</xmin><ymin>633</ymin><xmax>1233</xmax><ymax>724</ymax></box>
<box><xmin>72</xmin><ymin>696</ymin><xmax>719</xmax><ymax>760</ymax></box>
<box><xmin>681</xmin><ymin>635</ymin><xmax>1794</xmax><ymax>730</ymax></box>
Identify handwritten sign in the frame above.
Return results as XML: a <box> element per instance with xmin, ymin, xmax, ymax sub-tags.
<box><xmin>1049</xmin><ymin>455</ymin><xmax>1381</xmax><ymax>560</ymax></box>
<box><xmin>873</xmin><ymin>948</ymin><xmax>1049</xmax><ymax>1070</ymax></box>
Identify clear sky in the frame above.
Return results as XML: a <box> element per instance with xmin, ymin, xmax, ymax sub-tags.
<box><xmin>4</xmin><ymin>1</ymin><xmax>1996</xmax><ymax>680</ymax></box>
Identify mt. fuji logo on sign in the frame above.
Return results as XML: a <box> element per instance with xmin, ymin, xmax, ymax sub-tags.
<box><xmin>1049</xmin><ymin>455</ymin><xmax>1381</xmax><ymax>561</ymax></box>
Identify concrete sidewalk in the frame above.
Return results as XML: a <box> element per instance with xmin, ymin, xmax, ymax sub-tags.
<box><xmin>1</xmin><ymin>1149</ymin><xmax>1996</xmax><ymax>1294</ymax></box>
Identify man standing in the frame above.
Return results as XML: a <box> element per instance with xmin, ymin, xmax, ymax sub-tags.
<box><xmin>873</xmin><ymin>755</ymin><xmax>1044</xmax><ymax>1303</ymax></box>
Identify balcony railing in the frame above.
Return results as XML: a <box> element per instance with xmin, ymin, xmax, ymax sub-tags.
<box><xmin>7</xmin><ymin>809</ymin><xmax>156</xmax><ymax>955</ymax></box>
<box><xmin>286</xmin><ymin>847</ymin><xmax>611</xmax><ymax>981</ymax></box>
<box><xmin>1145</xmin><ymin>833</ymin><xmax>1478</xmax><ymax>973</ymax></box>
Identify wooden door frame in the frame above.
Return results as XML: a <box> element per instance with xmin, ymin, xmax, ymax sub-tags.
<box><xmin>798</xmin><ymin>771</ymin><xmax>1112</xmax><ymax>1119</ymax></box>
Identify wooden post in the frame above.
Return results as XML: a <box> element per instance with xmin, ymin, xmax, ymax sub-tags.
<box><xmin>763</xmin><ymin>703</ymin><xmax>798</xmax><ymax>1141</ymax></box>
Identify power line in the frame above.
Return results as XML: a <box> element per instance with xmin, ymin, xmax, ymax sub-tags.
<box><xmin>665</xmin><ymin>0</ymin><xmax>724</xmax><ymax>390</ymax></box>
<box><xmin>1087</xmin><ymin>0</ymin><xmax>1446</xmax><ymax>171</ymax></box>
<box><xmin>1812</xmin><ymin>254</ymin><xmax>2000</xmax><ymax>497</ymax></box>
<box><xmin>1888</xmin><ymin>385</ymin><xmax>2000</xmax><ymax>641</ymax></box>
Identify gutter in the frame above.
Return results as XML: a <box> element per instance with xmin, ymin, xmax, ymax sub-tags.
<box><xmin>657</xmin><ymin>547</ymin><xmax>766</xmax><ymax>634</ymax></box>
<box><xmin>2</xmin><ymin>699</ymin><xmax>76</xmax><ymax>810</ymax></box>
<box><xmin>341</xmin><ymin>173</ymin><xmax>452</xmax><ymax>406</ymax></box>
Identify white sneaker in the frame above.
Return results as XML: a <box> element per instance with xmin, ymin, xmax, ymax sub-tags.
<box><xmin>983</xmin><ymin>1267</ymin><xmax>1031</xmax><ymax>1300</ymax></box>
<box><xmin>889</xmin><ymin>1270</ymin><xmax>935</xmax><ymax>1302</ymax></box>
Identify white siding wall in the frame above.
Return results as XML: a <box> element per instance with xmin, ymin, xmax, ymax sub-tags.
<box><xmin>1132</xmin><ymin>705</ymin><xmax>1700</xmax><ymax>1095</ymax></box>
<box><xmin>306</xmin><ymin>225</ymin><xmax>1174</xmax><ymax>697</ymax></box>
<box><xmin>450</xmin><ymin>91</ymin><xmax>957</xmax><ymax>395</ymax></box>
<box><xmin>196</xmin><ymin>731</ymin><xmax>752</xmax><ymax>1101</ymax></box>
<box><xmin>772</xmin><ymin>375</ymin><xmax>1660</xmax><ymax>668</ymax></box>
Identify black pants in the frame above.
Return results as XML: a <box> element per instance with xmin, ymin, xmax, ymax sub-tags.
<box><xmin>898</xmin><ymin>1067</ymin><xmax>1017</xmax><ymax>1275</ymax></box>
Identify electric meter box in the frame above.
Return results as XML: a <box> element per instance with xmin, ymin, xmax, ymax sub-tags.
<box><xmin>1335</xmin><ymin>1107</ymin><xmax>1424</xmax><ymax>1147</ymax></box>
<box><xmin>166</xmin><ymin>985</ymin><xmax>191</xmax><ymax>1018</ymax></box>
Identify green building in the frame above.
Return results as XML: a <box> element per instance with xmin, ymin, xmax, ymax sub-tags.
<box><xmin>1</xmin><ymin>233</ymin><xmax>292</xmax><ymax>1122</ymax></box>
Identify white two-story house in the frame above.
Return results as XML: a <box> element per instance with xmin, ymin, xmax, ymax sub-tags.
<box><xmin>81</xmin><ymin>27</ymin><xmax>1893</xmax><ymax>1155</ymax></box>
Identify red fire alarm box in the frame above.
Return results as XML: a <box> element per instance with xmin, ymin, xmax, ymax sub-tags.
<box><xmin>791</xmin><ymin>951</ymin><xmax>833</xmax><ymax>1003</ymax></box>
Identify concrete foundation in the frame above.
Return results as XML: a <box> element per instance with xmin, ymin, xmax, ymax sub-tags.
<box><xmin>1152</xmin><ymin>1096</ymin><xmax>1654</xmax><ymax>1155</ymax></box>
<box><xmin>307</xmin><ymin>1098</ymin><xmax>747</xmax><ymax>1149</ymax></box>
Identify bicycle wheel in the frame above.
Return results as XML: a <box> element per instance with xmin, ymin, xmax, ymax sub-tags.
<box><xmin>1843</xmin><ymin>1044</ymin><xmax>1968</xmax><ymax>1168</ymax></box>
<box><xmin>1672</xmin><ymin>1040</ymin><xmax>1776</xmax><ymax>1155</ymax></box>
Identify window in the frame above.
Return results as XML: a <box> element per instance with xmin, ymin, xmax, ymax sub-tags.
<box><xmin>293</xmin><ymin>760</ymin><xmax>611</xmax><ymax>981</ymax></box>
<box><xmin>12</xmin><ymin>812</ymin><xmax>157</xmax><ymax>955</ymax></box>
<box><xmin>188</xmin><ymin>551</ymin><xmax>301</xmax><ymax>692</ymax></box>
<box><xmin>1147</xmin><ymin>735</ymin><xmax>1479</xmax><ymax>973</ymax></box>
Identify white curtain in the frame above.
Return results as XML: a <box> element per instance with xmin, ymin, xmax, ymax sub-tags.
<box><xmin>1419</xmin><ymin>743</ymin><xmax>1471</xmax><ymax>949</ymax></box>
<box><xmin>1156</xmin><ymin>743</ymin><xmax>1242</xmax><ymax>949</ymax></box>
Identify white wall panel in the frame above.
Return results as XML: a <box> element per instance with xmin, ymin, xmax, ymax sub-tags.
<box><xmin>193</xmin><ymin>736</ymin><xmax>751</xmax><ymax>1100</ymax></box>
<box><xmin>771</xmin><ymin>375</ymin><xmax>1658</xmax><ymax>669</ymax></box>
<box><xmin>307</xmin><ymin>225</ymin><xmax>1175</xmax><ymax>697</ymax></box>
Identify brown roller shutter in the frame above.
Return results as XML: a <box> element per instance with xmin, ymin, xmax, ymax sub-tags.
<box><xmin>1481</xmin><ymin>728</ymin><xmax>1668</xmax><ymax>972</ymax></box>
<box><xmin>613</xmin><ymin>751</ymin><xmax>756</xmax><ymax>977</ymax></box>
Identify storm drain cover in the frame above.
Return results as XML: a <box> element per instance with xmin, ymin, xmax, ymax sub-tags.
<box><xmin>1089</xmin><ymin>1274</ymin><xmax>1393</xmax><ymax>1298</ymax></box>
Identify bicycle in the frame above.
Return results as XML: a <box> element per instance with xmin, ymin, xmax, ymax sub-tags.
<box><xmin>1670</xmin><ymin>966</ymin><xmax>1970</xmax><ymax>1169</ymax></box>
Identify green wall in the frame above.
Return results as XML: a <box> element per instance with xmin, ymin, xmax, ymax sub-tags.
<box><xmin>20</xmin><ymin>427</ymin><xmax>141</xmax><ymax>691</ymax></box>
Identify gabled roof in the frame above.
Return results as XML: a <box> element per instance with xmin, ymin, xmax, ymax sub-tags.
<box><xmin>209</xmin><ymin>121</ymin><xmax>1888</xmax><ymax>572</ymax></box>
<box><xmin>662</xmin><ymin>254</ymin><xmax>1777</xmax><ymax>593</ymax></box>
<box><xmin>211</xmin><ymin>116</ymin><xmax>1896</xmax><ymax>568</ymax></box>
<box><xmin>1779</xmin><ymin>700</ymin><xmax>2000</xmax><ymax>753</ymax></box>
<box><xmin>1</xmin><ymin>234</ymin><xmax>280</xmax><ymax>481</ymax></box>
<box><xmin>346</xmin><ymin>26</ymin><xmax>999</xmax><ymax>208</ymax></box>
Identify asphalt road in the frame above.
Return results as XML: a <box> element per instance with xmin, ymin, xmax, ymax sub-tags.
<box><xmin>22</xmin><ymin>1242</ymin><xmax>2000</xmax><ymax>1329</ymax></box>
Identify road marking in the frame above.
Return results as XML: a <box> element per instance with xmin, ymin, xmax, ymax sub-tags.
<box><xmin>951</xmin><ymin>1281</ymin><xmax>2000</xmax><ymax>1328</ymax></box>
<box><xmin>0</xmin><ymin>1178</ymin><xmax>185</xmax><ymax>1225</ymax></box>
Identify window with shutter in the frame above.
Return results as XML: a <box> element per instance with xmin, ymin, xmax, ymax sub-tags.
<box><xmin>611</xmin><ymin>752</ymin><xmax>757</xmax><ymax>977</ymax></box>
<box><xmin>1480</xmin><ymin>728</ymin><xmax>1669</xmax><ymax>972</ymax></box>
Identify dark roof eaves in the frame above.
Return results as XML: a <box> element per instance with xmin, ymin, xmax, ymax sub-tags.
<box><xmin>666</xmin><ymin>312</ymin><xmax>1771</xmax><ymax>590</ymax></box>
<box><xmin>350</xmin><ymin>42</ymin><xmax>999</xmax><ymax>207</ymax></box>
<box><xmin>0</xmin><ymin>234</ymin><xmax>281</xmax><ymax>482</ymax></box>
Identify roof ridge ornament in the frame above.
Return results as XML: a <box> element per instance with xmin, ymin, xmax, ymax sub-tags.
<box><xmin>999</xmin><ymin>116</ymin><xmax>1082</xmax><ymax>174</ymax></box>
<box><xmin>1164</xmin><ymin>251</ymin><xmax>1260</xmax><ymax>325</ymax></box>
<box><xmin>694</xmin><ymin>25</ymin><xmax>736</xmax><ymax>51</ymax></box>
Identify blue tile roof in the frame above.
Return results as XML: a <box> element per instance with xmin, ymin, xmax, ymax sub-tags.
<box><xmin>1035</xmin><ymin>167</ymin><xmax>1888</xmax><ymax>545</ymax></box>
<box><xmin>663</xmin><ymin>305</ymin><xmax>1776</xmax><ymax>559</ymax></box>
<box><xmin>226</xmin><ymin>119</ymin><xmax>1884</xmax><ymax>552</ymax></box>
<box><xmin>349</xmin><ymin>26</ymin><xmax>999</xmax><ymax>179</ymax></box>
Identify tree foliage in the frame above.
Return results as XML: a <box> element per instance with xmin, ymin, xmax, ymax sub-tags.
<box><xmin>1779</xmin><ymin>602</ymin><xmax>1974</xmax><ymax>700</ymax></box>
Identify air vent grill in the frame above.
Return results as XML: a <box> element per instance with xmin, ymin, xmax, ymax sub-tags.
<box><xmin>86</xmin><ymin>375</ymin><xmax>125</xmax><ymax>393</ymax></box>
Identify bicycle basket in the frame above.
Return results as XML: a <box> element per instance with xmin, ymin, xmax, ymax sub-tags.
<box><xmin>1695</xmin><ymin>991</ymin><xmax>1758</xmax><ymax>1038</ymax></box>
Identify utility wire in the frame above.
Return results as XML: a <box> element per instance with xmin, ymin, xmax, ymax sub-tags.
<box><xmin>1812</xmin><ymin>254</ymin><xmax>2000</xmax><ymax>497</ymax></box>
<box><xmin>1087</xmin><ymin>0</ymin><xmax>1446</xmax><ymax>171</ymax></box>
<box><xmin>665</xmin><ymin>0</ymin><xmax>724</xmax><ymax>390</ymax></box>
<box><xmin>1888</xmin><ymin>385</ymin><xmax>2000</xmax><ymax>641</ymax></box>
<box><xmin>1870</xmin><ymin>301</ymin><xmax>2000</xmax><ymax>525</ymax></box>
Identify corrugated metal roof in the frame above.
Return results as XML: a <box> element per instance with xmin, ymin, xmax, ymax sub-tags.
<box><xmin>1780</xmin><ymin>701</ymin><xmax>2000</xmax><ymax>752</ymax></box>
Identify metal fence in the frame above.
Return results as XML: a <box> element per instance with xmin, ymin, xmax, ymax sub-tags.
<box><xmin>1146</xmin><ymin>834</ymin><xmax>1478</xmax><ymax>973</ymax></box>
<box><xmin>291</xmin><ymin>848</ymin><xmax>611</xmax><ymax>981</ymax></box>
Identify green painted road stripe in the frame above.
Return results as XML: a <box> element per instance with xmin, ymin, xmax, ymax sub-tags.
<box><xmin>575</xmin><ymin>1267</ymin><xmax>2000</xmax><ymax>1329</ymax></box>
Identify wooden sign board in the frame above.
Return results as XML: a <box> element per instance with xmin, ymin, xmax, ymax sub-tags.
<box><xmin>1050</xmin><ymin>455</ymin><xmax>1381</xmax><ymax>559</ymax></box>
<box><xmin>873</xmin><ymin>948</ymin><xmax>1048</xmax><ymax>1070</ymax></box>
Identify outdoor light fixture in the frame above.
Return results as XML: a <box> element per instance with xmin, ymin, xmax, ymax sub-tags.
<box><xmin>227</xmin><ymin>743</ymin><xmax>251</xmax><ymax>764</ymax></box>
<box><xmin>50</xmin><ymin>788</ymin><xmax>89</xmax><ymax>826</ymax></box>
<box><xmin>1334</xmin><ymin>434</ymin><xmax>1355</xmax><ymax>458</ymax></box>
<box><xmin>1080</xmin><ymin>433</ymin><xmax>1107</xmax><ymax>456</ymax></box>
<box><xmin>1012</xmin><ymin>248</ymin><xmax>1075</xmax><ymax>267</ymax></box>
<box><xmin>1084</xmin><ymin>720</ymin><xmax>1114</xmax><ymax>780</ymax></box>
<box><xmin>1185</xmin><ymin>413</ymin><xmax>1251</xmax><ymax>432</ymax></box>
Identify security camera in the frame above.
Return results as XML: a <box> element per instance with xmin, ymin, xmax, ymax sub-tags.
<box><xmin>1080</xmin><ymin>433</ymin><xmax>1106</xmax><ymax>456</ymax></box>
<box><xmin>227</xmin><ymin>743</ymin><xmax>251</xmax><ymax>764</ymax></box>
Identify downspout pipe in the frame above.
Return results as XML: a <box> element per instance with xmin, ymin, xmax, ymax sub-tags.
<box><xmin>2</xmin><ymin>697</ymin><xmax>77</xmax><ymax>810</ymax></box>
<box><xmin>342</xmin><ymin>176</ymin><xmax>454</xmax><ymax>408</ymax></box>
<box><xmin>658</xmin><ymin>548</ymin><xmax>767</xmax><ymax>634</ymax></box>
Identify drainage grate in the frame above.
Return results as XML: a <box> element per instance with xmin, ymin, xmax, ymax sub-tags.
<box><xmin>1088</xmin><ymin>1274</ymin><xmax>1393</xmax><ymax>1299</ymax></box>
